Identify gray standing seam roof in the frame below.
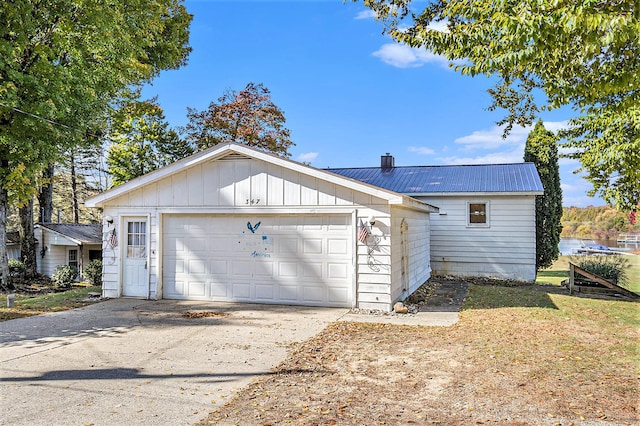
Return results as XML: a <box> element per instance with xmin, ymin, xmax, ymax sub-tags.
<box><xmin>39</xmin><ymin>223</ymin><xmax>103</xmax><ymax>244</ymax></box>
<box><xmin>326</xmin><ymin>163</ymin><xmax>543</xmax><ymax>194</ymax></box>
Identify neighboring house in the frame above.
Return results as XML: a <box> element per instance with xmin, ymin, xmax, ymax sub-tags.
<box><xmin>328</xmin><ymin>154</ymin><xmax>544</xmax><ymax>282</ymax></box>
<box><xmin>34</xmin><ymin>223</ymin><xmax>103</xmax><ymax>280</ymax></box>
<box><xmin>85</xmin><ymin>143</ymin><xmax>438</xmax><ymax>311</ymax></box>
<box><xmin>5</xmin><ymin>231</ymin><xmax>21</xmax><ymax>261</ymax></box>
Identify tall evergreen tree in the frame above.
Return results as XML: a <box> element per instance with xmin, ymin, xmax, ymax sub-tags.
<box><xmin>524</xmin><ymin>121</ymin><xmax>563</xmax><ymax>271</ymax></box>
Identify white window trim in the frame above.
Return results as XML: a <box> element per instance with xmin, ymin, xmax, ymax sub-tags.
<box><xmin>466</xmin><ymin>200</ymin><xmax>490</xmax><ymax>228</ymax></box>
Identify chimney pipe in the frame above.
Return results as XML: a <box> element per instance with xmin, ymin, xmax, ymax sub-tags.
<box><xmin>381</xmin><ymin>153</ymin><xmax>394</xmax><ymax>169</ymax></box>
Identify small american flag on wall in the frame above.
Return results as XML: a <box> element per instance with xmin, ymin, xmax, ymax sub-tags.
<box><xmin>357</xmin><ymin>219</ymin><xmax>370</xmax><ymax>244</ymax></box>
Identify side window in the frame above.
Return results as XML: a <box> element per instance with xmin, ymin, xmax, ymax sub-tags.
<box><xmin>68</xmin><ymin>249</ymin><xmax>79</xmax><ymax>270</ymax></box>
<box><xmin>468</xmin><ymin>201</ymin><xmax>489</xmax><ymax>227</ymax></box>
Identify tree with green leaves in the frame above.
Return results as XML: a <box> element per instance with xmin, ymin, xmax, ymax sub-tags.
<box><xmin>0</xmin><ymin>0</ymin><xmax>192</xmax><ymax>288</ymax></box>
<box><xmin>524</xmin><ymin>121</ymin><xmax>563</xmax><ymax>271</ymax></box>
<box><xmin>185</xmin><ymin>82</ymin><xmax>294</xmax><ymax>157</ymax></box>
<box><xmin>359</xmin><ymin>0</ymin><xmax>639</xmax><ymax>210</ymax></box>
<box><xmin>107</xmin><ymin>99</ymin><xmax>194</xmax><ymax>186</ymax></box>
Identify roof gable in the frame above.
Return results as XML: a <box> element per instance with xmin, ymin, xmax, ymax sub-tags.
<box><xmin>85</xmin><ymin>143</ymin><xmax>436</xmax><ymax>212</ymax></box>
<box><xmin>37</xmin><ymin>223</ymin><xmax>102</xmax><ymax>244</ymax></box>
<box><xmin>326</xmin><ymin>163</ymin><xmax>544</xmax><ymax>195</ymax></box>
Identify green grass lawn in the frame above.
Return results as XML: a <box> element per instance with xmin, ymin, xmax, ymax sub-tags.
<box><xmin>0</xmin><ymin>285</ymin><xmax>102</xmax><ymax>321</ymax></box>
<box><xmin>538</xmin><ymin>254</ymin><xmax>640</xmax><ymax>294</ymax></box>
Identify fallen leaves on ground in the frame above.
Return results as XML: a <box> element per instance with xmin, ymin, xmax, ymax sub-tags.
<box><xmin>197</xmin><ymin>285</ymin><xmax>638</xmax><ymax>426</ymax></box>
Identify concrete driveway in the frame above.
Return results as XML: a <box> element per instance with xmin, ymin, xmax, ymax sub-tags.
<box><xmin>0</xmin><ymin>299</ymin><xmax>348</xmax><ymax>425</ymax></box>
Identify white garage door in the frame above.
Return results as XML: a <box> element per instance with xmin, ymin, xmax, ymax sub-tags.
<box><xmin>162</xmin><ymin>214</ymin><xmax>353</xmax><ymax>307</ymax></box>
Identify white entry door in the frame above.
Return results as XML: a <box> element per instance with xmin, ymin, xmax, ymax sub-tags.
<box><xmin>122</xmin><ymin>218</ymin><xmax>148</xmax><ymax>297</ymax></box>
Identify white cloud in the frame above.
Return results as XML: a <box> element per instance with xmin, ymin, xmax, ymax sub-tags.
<box><xmin>454</xmin><ymin>121</ymin><xmax>571</xmax><ymax>152</ymax></box>
<box><xmin>372</xmin><ymin>43</ymin><xmax>450</xmax><ymax>69</ymax></box>
<box><xmin>408</xmin><ymin>146</ymin><xmax>435</xmax><ymax>155</ymax></box>
<box><xmin>355</xmin><ymin>10</ymin><xmax>377</xmax><ymax>20</ymax></box>
<box><xmin>296</xmin><ymin>152</ymin><xmax>318</xmax><ymax>163</ymax></box>
<box><xmin>428</xmin><ymin>20</ymin><xmax>449</xmax><ymax>33</ymax></box>
<box><xmin>438</xmin><ymin>145</ymin><xmax>525</xmax><ymax>165</ymax></box>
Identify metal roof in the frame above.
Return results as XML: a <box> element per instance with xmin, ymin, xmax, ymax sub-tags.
<box><xmin>38</xmin><ymin>223</ymin><xmax>103</xmax><ymax>244</ymax></box>
<box><xmin>326</xmin><ymin>163</ymin><xmax>544</xmax><ymax>194</ymax></box>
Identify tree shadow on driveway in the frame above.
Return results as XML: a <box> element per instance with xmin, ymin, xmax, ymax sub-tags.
<box><xmin>2</xmin><ymin>367</ymin><xmax>329</xmax><ymax>383</ymax></box>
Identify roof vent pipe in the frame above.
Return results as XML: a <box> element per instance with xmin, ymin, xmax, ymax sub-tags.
<box><xmin>381</xmin><ymin>153</ymin><xmax>394</xmax><ymax>169</ymax></box>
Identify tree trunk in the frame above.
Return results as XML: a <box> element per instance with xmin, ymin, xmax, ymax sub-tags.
<box><xmin>19</xmin><ymin>199</ymin><xmax>37</xmax><ymax>278</ymax></box>
<box><xmin>70</xmin><ymin>153</ymin><xmax>79</xmax><ymax>223</ymax></box>
<box><xmin>37</xmin><ymin>162</ymin><xmax>54</xmax><ymax>223</ymax></box>
<box><xmin>0</xmin><ymin>176</ymin><xmax>10</xmax><ymax>291</ymax></box>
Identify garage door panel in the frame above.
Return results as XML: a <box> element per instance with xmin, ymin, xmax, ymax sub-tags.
<box><xmin>232</xmin><ymin>282</ymin><xmax>251</xmax><ymax>299</ymax></box>
<box><xmin>232</xmin><ymin>260</ymin><xmax>251</xmax><ymax>275</ymax></box>
<box><xmin>254</xmin><ymin>261</ymin><xmax>273</xmax><ymax>277</ymax></box>
<box><xmin>188</xmin><ymin>280</ymin><xmax>207</xmax><ymax>297</ymax></box>
<box><xmin>303</xmin><ymin>239</ymin><xmax>322</xmax><ymax>254</ymax></box>
<box><xmin>303</xmin><ymin>286</ymin><xmax>324</xmax><ymax>303</ymax></box>
<box><xmin>279</xmin><ymin>285</ymin><xmax>298</xmax><ymax>301</ymax></box>
<box><xmin>303</xmin><ymin>262</ymin><xmax>322</xmax><ymax>278</ymax></box>
<box><xmin>255</xmin><ymin>284</ymin><xmax>274</xmax><ymax>300</ymax></box>
<box><xmin>209</xmin><ymin>280</ymin><xmax>228</xmax><ymax>298</ymax></box>
<box><xmin>279</xmin><ymin>262</ymin><xmax>298</xmax><ymax>277</ymax></box>
<box><xmin>329</xmin><ymin>287</ymin><xmax>349</xmax><ymax>303</ymax></box>
<box><xmin>188</xmin><ymin>259</ymin><xmax>206</xmax><ymax>274</ymax></box>
<box><xmin>328</xmin><ymin>239</ymin><xmax>348</xmax><ymax>255</ymax></box>
<box><xmin>209</xmin><ymin>260</ymin><xmax>228</xmax><ymax>275</ymax></box>
<box><xmin>163</xmin><ymin>214</ymin><xmax>352</xmax><ymax>307</ymax></box>
<box><xmin>328</xmin><ymin>263</ymin><xmax>349</xmax><ymax>279</ymax></box>
<box><xmin>278</xmin><ymin>238</ymin><xmax>298</xmax><ymax>254</ymax></box>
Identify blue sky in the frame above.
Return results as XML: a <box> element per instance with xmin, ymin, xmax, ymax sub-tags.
<box><xmin>142</xmin><ymin>0</ymin><xmax>603</xmax><ymax>207</ymax></box>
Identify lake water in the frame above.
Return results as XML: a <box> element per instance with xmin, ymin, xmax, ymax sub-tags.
<box><xmin>559</xmin><ymin>238</ymin><xmax>639</xmax><ymax>255</ymax></box>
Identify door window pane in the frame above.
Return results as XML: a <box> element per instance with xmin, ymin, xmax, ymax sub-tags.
<box><xmin>127</xmin><ymin>221</ymin><xmax>146</xmax><ymax>258</ymax></box>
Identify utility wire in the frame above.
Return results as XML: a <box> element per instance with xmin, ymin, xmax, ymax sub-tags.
<box><xmin>0</xmin><ymin>101</ymin><xmax>102</xmax><ymax>139</ymax></box>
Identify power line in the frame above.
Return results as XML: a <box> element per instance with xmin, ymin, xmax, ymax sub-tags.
<box><xmin>0</xmin><ymin>101</ymin><xmax>102</xmax><ymax>139</ymax></box>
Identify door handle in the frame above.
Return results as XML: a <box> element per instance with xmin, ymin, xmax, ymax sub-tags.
<box><xmin>145</xmin><ymin>260</ymin><xmax>147</xmax><ymax>269</ymax></box>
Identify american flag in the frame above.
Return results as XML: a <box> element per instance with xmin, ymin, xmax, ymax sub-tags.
<box><xmin>357</xmin><ymin>219</ymin><xmax>370</xmax><ymax>244</ymax></box>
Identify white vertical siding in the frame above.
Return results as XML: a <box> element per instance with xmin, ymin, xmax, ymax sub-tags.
<box><xmin>389</xmin><ymin>207</ymin><xmax>432</xmax><ymax>303</ymax></box>
<box><xmin>417</xmin><ymin>195</ymin><xmax>536</xmax><ymax>281</ymax></box>
<box><xmin>107</xmin><ymin>158</ymin><xmax>373</xmax><ymax>210</ymax></box>
<box><xmin>97</xmin><ymin>156</ymin><xmax>432</xmax><ymax>310</ymax></box>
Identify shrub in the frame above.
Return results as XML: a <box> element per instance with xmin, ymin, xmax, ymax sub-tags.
<box><xmin>8</xmin><ymin>259</ymin><xmax>26</xmax><ymax>276</ymax></box>
<box><xmin>570</xmin><ymin>255</ymin><xmax>629</xmax><ymax>287</ymax></box>
<box><xmin>52</xmin><ymin>265</ymin><xmax>78</xmax><ymax>288</ymax></box>
<box><xmin>84</xmin><ymin>260</ymin><xmax>103</xmax><ymax>286</ymax></box>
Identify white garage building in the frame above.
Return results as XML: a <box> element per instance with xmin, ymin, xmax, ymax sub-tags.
<box><xmin>85</xmin><ymin>143</ymin><xmax>437</xmax><ymax>311</ymax></box>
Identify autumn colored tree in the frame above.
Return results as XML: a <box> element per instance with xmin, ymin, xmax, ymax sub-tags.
<box><xmin>524</xmin><ymin>121</ymin><xmax>562</xmax><ymax>271</ymax></box>
<box><xmin>185</xmin><ymin>82</ymin><xmax>294</xmax><ymax>156</ymax></box>
<box><xmin>359</xmin><ymin>0</ymin><xmax>640</xmax><ymax>210</ymax></box>
<box><xmin>107</xmin><ymin>99</ymin><xmax>193</xmax><ymax>186</ymax></box>
<box><xmin>0</xmin><ymin>0</ymin><xmax>192</xmax><ymax>287</ymax></box>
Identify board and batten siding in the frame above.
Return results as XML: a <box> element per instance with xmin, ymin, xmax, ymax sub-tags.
<box><xmin>99</xmin><ymin>157</ymin><xmax>399</xmax><ymax>307</ymax></box>
<box><xmin>416</xmin><ymin>195</ymin><xmax>537</xmax><ymax>281</ymax></box>
<box><xmin>111</xmin><ymin>158</ymin><xmax>389</xmax><ymax>209</ymax></box>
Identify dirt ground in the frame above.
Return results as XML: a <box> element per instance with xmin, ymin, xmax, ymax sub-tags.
<box><xmin>197</xmin><ymin>280</ymin><xmax>639</xmax><ymax>426</ymax></box>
